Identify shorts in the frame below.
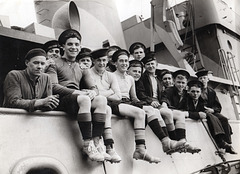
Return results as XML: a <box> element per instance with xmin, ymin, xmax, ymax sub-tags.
<box><xmin>108</xmin><ymin>98</ymin><xmax>147</xmax><ymax>117</ymax></box>
<box><xmin>56</xmin><ymin>93</ymin><xmax>79</xmax><ymax>119</ymax></box>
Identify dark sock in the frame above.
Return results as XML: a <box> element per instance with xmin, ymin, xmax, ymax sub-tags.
<box><xmin>78</xmin><ymin>121</ymin><xmax>92</xmax><ymax>140</ymax></box>
<box><xmin>148</xmin><ymin>119</ymin><xmax>166</xmax><ymax>140</ymax></box>
<box><xmin>77</xmin><ymin>113</ymin><xmax>92</xmax><ymax>140</ymax></box>
<box><xmin>175</xmin><ymin>128</ymin><xmax>186</xmax><ymax>141</ymax></box>
<box><xmin>104</xmin><ymin>139</ymin><xmax>114</xmax><ymax>147</ymax></box>
<box><xmin>168</xmin><ymin>130</ymin><xmax>176</xmax><ymax>140</ymax></box>
<box><xmin>162</xmin><ymin>127</ymin><xmax>169</xmax><ymax>136</ymax></box>
<box><xmin>92</xmin><ymin>113</ymin><xmax>106</xmax><ymax>138</ymax></box>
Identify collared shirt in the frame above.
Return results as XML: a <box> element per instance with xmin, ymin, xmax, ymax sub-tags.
<box><xmin>90</xmin><ymin>67</ymin><xmax>121</xmax><ymax>99</ymax></box>
<box><xmin>46</xmin><ymin>57</ymin><xmax>97</xmax><ymax>96</ymax></box>
<box><xmin>3</xmin><ymin>69</ymin><xmax>52</xmax><ymax>112</ymax></box>
<box><xmin>149</xmin><ymin>75</ymin><xmax>158</xmax><ymax>98</ymax></box>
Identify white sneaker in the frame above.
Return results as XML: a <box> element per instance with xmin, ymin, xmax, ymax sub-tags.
<box><xmin>106</xmin><ymin>148</ymin><xmax>121</xmax><ymax>163</ymax></box>
<box><xmin>82</xmin><ymin>140</ymin><xmax>104</xmax><ymax>162</ymax></box>
<box><xmin>95</xmin><ymin>139</ymin><xmax>112</xmax><ymax>161</ymax></box>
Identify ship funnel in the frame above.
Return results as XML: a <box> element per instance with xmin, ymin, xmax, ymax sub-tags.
<box><xmin>52</xmin><ymin>1</ymin><xmax>80</xmax><ymax>31</ymax></box>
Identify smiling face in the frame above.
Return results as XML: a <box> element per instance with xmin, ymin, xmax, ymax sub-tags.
<box><xmin>47</xmin><ymin>48</ymin><xmax>61</xmax><ymax>60</ymax></box>
<box><xmin>62</xmin><ymin>37</ymin><xmax>81</xmax><ymax>60</ymax></box>
<box><xmin>26</xmin><ymin>56</ymin><xmax>46</xmax><ymax>79</ymax></box>
<box><xmin>93</xmin><ymin>56</ymin><xmax>108</xmax><ymax>71</ymax></box>
<box><xmin>144</xmin><ymin>60</ymin><xmax>157</xmax><ymax>74</ymax></box>
<box><xmin>128</xmin><ymin>66</ymin><xmax>142</xmax><ymax>81</ymax></box>
<box><xmin>174</xmin><ymin>75</ymin><xmax>188</xmax><ymax>92</ymax></box>
<box><xmin>115</xmin><ymin>54</ymin><xmax>129</xmax><ymax>73</ymax></box>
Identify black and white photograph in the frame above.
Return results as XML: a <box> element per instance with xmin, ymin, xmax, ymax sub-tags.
<box><xmin>0</xmin><ymin>0</ymin><xmax>239</xmax><ymax>174</ymax></box>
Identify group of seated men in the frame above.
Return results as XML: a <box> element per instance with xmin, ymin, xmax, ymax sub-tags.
<box><xmin>3</xmin><ymin>29</ymin><xmax>237</xmax><ymax>164</ymax></box>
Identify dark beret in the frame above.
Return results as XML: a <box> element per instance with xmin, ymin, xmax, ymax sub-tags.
<box><xmin>141</xmin><ymin>52</ymin><xmax>156</xmax><ymax>64</ymax></box>
<box><xmin>128</xmin><ymin>60</ymin><xmax>143</xmax><ymax>69</ymax></box>
<box><xmin>76</xmin><ymin>47</ymin><xmax>92</xmax><ymax>61</ymax></box>
<box><xmin>43</xmin><ymin>40</ymin><xmax>60</xmax><ymax>53</ymax></box>
<box><xmin>91</xmin><ymin>48</ymin><xmax>108</xmax><ymax>60</ymax></box>
<box><xmin>195</xmin><ymin>70</ymin><xmax>209</xmax><ymax>78</ymax></box>
<box><xmin>129</xmin><ymin>42</ymin><xmax>146</xmax><ymax>54</ymax></box>
<box><xmin>172</xmin><ymin>69</ymin><xmax>190</xmax><ymax>79</ymax></box>
<box><xmin>25</xmin><ymin>48</ymin><xmax>46</xmax><ymax>61</ymax></box>
<box><xmin>112</xmin><ymin>49</ymin><xmax>130</xmax><ymax>62</ymax></box>
<box><xmin>58</xmin><ymin>29</ymin><xmax>82</xmax><ymax>46</ymax></box>
<box><xmin>187</xmin><ymin>80</ymin><xmax>203</xmax><ymax>89</ymax></box>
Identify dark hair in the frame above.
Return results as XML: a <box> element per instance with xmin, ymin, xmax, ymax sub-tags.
<box><xmin>58</xmin><ymin>29</ymin><xmax>82</xmax><ymax>46</ymax></box>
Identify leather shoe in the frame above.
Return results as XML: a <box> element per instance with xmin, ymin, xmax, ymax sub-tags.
<box><xmin>225</xmin><ymin>144</ymin><xmax>237</xmax><ymax>154</ymax></box>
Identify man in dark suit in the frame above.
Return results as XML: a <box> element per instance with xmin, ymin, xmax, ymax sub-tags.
<box><xmin>195</xmin><ymin>70</ymin><xmax>236</xmax><ymax>154</ymax></box>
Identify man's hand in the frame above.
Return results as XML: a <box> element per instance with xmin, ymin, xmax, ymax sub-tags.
<box><xmin>82</xmin><ymin>89</ymin><xmax>97</xmax><ymax>100</ymax></box>
<box><xmin>204</xmin><ymin>106</ymin><xmax>214</xmax><ymax>114</ymax></box>
<box><xmin>151</xmin><ymin>101</ymin><xmax>161</xmax><ymax>108</ymax></box>
<box><xmin>35</xmin><ymin>95</ymin><xmax>59</xmax><ymax>111</ymax></box>
<box><xmin>199</xmin><ymin>111</ymin><xmax>207</xmax><ymax>119</ymax></box>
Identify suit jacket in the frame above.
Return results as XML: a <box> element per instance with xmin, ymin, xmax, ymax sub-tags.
<box><xmin>161</xmin><ymin>86</ymin><xmax>187</xmax><ymax>110</ymax></box>
<box><xmin>202</xmin><ymin>87</ymin><xmax>222</xmax><ymax>113</ymax></box>
<box><xmin>183</xmin><ymin>94</ymin><xmax>205</xmax><ymax>120</ymax></box>
<box><xmin>136</xmin><ymin>71</ymin><xmax>163</xmax><ymax>105</ymax></box>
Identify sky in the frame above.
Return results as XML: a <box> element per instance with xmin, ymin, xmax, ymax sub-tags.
<box><xmin>0</xmin><ymin>0</ymin><xmax>152</xmax><ymax>28</ymax></box>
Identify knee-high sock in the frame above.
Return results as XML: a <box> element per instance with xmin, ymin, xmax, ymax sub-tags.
<box><xmin>134</xmin><ymin>128</ymin><xmax>145</xmax><ymax>146</ymax></box>
<box><xmin>103</xmin><ymin>127</ymin><xmax>114</xmax><ymax>147</ymax></box>
<box><xmin>175</xmin><ymin>128</ymin><xmax>186</xmax><ymax>141</ymax></box>
<box><xmin>77</xmin><ymin>113</ymin><xmax>92</xmax><ymax>140</ymax></box>
<box><xmin>148</xmin><ymin>119</ymin><xmax>166</xmax><ymax>141</ymax></box>
<box><xmin>162</xmin><ymin>127</ymin><xmax>169</xmax><ymax>136</ymax></box>
<box><xmin>92</xmin><ymin>113</ymin><xmax>106</xmax><ymax>138</ymax></box>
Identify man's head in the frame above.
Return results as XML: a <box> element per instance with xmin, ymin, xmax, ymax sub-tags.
<box><xmin>25</xmin><ymin>48</ymin><xmax>47</xmax><ymax>78</ymax></box>
<box><xmin>91</xmin><ymin>48</ymin><xmax>108</xmax><ymax>72</ymax></box>
<box><xmin>160</xmin><ymin>69</ymin><xmax>173</xmax><ymax>88</ymax></box>
<box><xmin>129</xmin><ymin>42</ymin><xmax>146</xmax><ymax>60</ymax></box>
<box><xmin>107</xmin><ymin>45</ymin><xmax>121</xmax><ymax>59</ymax></box>
<box><xmin>173</xmin><ymin>69</ymin><xmax>190</xmax><ymax>92</ymax></box>
<box><xmin>43</xmin><ymin>40</ymin><xmax>61</xmax><ymax>60</ymax></box>
<box><xmin>196</xmin><ymin>70</ymin><xmax>209</xmax><ymax>88</ymax></box>
<box><xmin>58</xmin><ymin>29</ymin><xmax>82</xmax><ymax>59</ymax></box>
<box><xmin>187</xmin><ymin>80</ymin><xmax>203</xmax><ymax>100</ymax></box>
<box><xmin>112</xmin><ymin>49</ymin><xmax>130</xmax><ymax>73</ymax></box>
<box><xmin>128</xmin><ymin>60</ymin><xmax>143</xmax><ymax>81</ymax></box>
<box><xmin>141</xmin><ymin>52</ymin><xmax>157</xmax><ymax>75</ymax></box>
<box><xmin>76</xmin><ymin>47</ymin><xmax>92</xmax><ymax>69</ymax></box>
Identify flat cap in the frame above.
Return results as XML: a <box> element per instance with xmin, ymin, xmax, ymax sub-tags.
<box><xmin>195</xmin><ymin>70</ymin><xmax>209</xmax><ymax>78</ymax></box>
<box><xmin>112</xmin><ymin>49</ymin><xmax>130</xmax><ymax>62</ymax></box>
<box><xmin>187</xmin><ymin>80</ymin><xmax>203</xmax><ymax>89</ymax></box>
<box><xmin>25</xmin><ymin>48</ymin><xmax>46</xmax><ymax>61</ymax></box>
<box><xmin>58</xmin><ymin>29</ymin><xmax>82</xmax><ymax>46</ymax></box>
<box><xmin>43</xmin><ymin>40</ymin><xmax>60</xmax><ymax>53</ymax></box>
<box><xmin>172</xmin><ymin>69</ymin><xmax>190</xmax><ymax>79</ymax></box>
<box><xmin>128</xmin><ymin>59</ymin><xmax>143</xmax><ymax>69</ymax></box>
<box><xmin>76</xmin><ymin>47</ymin><xmax>92</xmax><ymax>61</ymax></box>
<box><xmin>129</xmin><ymin>42</ymin><xmax>146</xmax><ymax>54</ymax></box>
<box><xmin>91</xmin><ymin>48</ymin><xmax>108</xmax><ymax>60</ymax></box>
<box><xmin>141</xmin><ymin>52</ymin><xmax>156</xmax><ymax>64</ymax></box>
